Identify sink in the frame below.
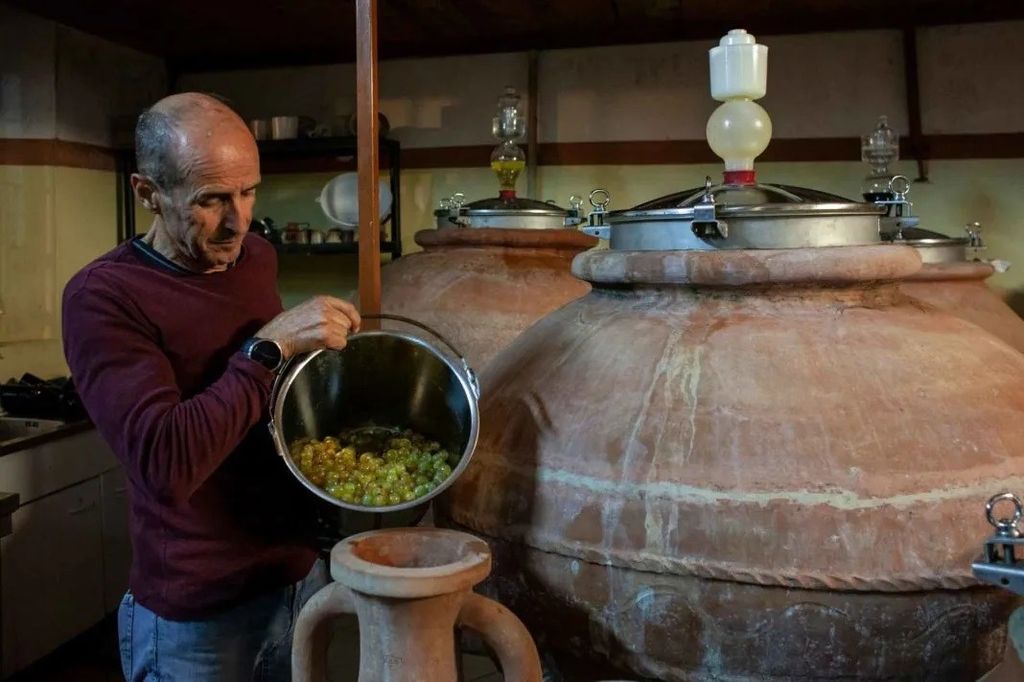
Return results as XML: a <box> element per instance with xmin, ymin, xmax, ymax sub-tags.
<box><xmin>0</xmin><ymin>417</ymin><xmax>65</xmax><ymax>445</ymax></box>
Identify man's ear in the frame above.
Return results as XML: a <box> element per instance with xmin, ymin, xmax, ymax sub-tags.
<box><xmin>131</xmin><ymin>174</ymin><xmax>161</xmax><ymax>214</ymax></box>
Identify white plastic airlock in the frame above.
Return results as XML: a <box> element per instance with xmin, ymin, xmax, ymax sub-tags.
<box><xmin>706</xmin><ymin>29</ymin><xmax>772</xmax><ymax>176</ymax></box>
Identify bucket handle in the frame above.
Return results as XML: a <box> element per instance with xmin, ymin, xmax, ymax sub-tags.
<box><xmin>360</xmin><ymin>314</ymin><xmax>480</xmax><ymax>399</ymax></box>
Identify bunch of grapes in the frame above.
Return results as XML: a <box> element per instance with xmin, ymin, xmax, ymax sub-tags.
<box><xmin>290</xmin><ymin>427</ymin><xmax>454</xmax><ymax>507</ymax></box>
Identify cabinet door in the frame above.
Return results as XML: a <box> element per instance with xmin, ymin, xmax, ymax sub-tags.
<box><xmin>1</xmin><ymin>479</ymin><xmax>105</xmax><ymax>678</ymax></box>
<box><xmin>100</xmin><ymin>468</ymin><xmax>131</xmax><ymax>613</ymax></box>
<box><xmin>0</xmin><ymin>429</ymin><xmax>117</xmax><ymax>506</ymax></box>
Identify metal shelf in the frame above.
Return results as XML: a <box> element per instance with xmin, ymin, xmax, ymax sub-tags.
<box><xmin>274</xmin><ymin>242</ymin><xmax>397</xmax><ymax>256</ymax></box>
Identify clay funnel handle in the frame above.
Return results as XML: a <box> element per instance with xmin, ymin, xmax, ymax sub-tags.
<box><xmin>292</xmin><ymin>582</ymin><xmax>357</xmax><ymax>682</ymax></box>
<box><xmin>457</xmin><ymin>592</ymin><xmax>542</xmax><ymax>682</ymax></box>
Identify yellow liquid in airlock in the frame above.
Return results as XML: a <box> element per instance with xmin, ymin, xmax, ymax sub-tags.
<box><xmin>491</xmin><ymin>159</ymin><xmax>525</xmax><ymax>190</ymax></box>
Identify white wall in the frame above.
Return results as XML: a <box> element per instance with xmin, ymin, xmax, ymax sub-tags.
<box><xmin>0</xmin><ymin>5</ymin><xmax>57</xmax><ymax>139</ymax></box>
<box><xmin>0</xmin><ymin>5</ymin><xmax>164</xmax><ymax>146</ymax></box>
<box><xmin>182</xmin><ymin>52</ymin><xmax>529</xmax><ymax>148</ymax></box>
<box><xmin>55</xmin><ymin>24</ymin><xmax>167</xmax><ymax>147</ymax></box>
<box><xmin>538</xmin><ymin>31</ymin><xmax>908</xmax><ymax>142</ymax></box>
<box><xmin>180</xmin><ymin>22</ymin><xmax>1024</xmax><ymax>148</ymax></box>
<box><xmin>186</xmin><ymin>63</ymin><xmax>356</xmax><ymax>137</ymax></box>
<box><xmin>918</xmin><ymin>22</ymin><xmax>1024</xmax><ymax>134</ymax></box>
<box><xmin>381</xmin><ymin>52</ymin><xmax>527</xmax><ymax>148</ymax></box>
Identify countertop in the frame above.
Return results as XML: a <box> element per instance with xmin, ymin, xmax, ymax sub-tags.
<box><xmin>0</xmin><ymin>420</ymin><xmax>94</xmax><ymax>458</ymax></box>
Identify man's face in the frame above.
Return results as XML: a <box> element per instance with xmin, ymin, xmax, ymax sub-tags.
<box><xmin>157</xmin><ymin>124</ymin><xmax>261</xmax><ymax>271</ymax></box>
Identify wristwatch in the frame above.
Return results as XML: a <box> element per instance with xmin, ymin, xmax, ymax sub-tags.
<box><xmin>241</xmin><ymin>337</ymin><xmax>285</xmax><ymax>372</ymax></box>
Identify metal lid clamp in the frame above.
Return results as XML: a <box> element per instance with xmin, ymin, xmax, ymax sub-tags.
<box><xmin>436</xmin><ymin>193</ymin><xmax>468</xmax><ymax>227</ymax></box>
<box><xmin>691</xmin><ymin>176</ymin><xmax>727</xmax><ymax>240</ymax></box>
<box><xmin>449</xmin><ymin>193</ymin><xmax>468</xmax><ymax>227</ymax></box>
<box><xmin>581</xmin><ymin>189</ymin><xmax>611</xmax><ymax>240</ymax></box>
<box><xmin>565</xmin><ymin>195</ymin><xmax>584</xmax><ymax>227</ymax></box>
<box><xmin>874</xmin><ymin>175</ymin><xmax>920</xmax><ymax>239</ymax></box>
<box><xmin>966</xmin><ymin>221</ymin><xmax>985</xmax><ymax>249</ymax></box>
<box><xmin>972</xmin><ymin>492</ymin><xmax>1024</xmax><ymax>595</ymax></box>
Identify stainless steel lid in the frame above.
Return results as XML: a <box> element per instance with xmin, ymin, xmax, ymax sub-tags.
<box><xmin>628</xmin><ymin>182</ymin><xmax>872</xmax><ymax>215</ymax></box>
<box><xmin>443</xmin><ymin>195</ymin><xmax>573</xmax><ymax>216</ymax></box>
<box><xmin>889</xmin><ymin>226</ymin><xmax>969</xmax><ymax>245</ymax></box>
<box><xmin>433</xmin><ymin>193</ymin><xmax>584</xmax><ymax>230</ymax></box>
<box><xmin>881</xmin><ymin>223</ymin><xmax>984</xmax><ymax>265</ymax></box>
<box><xmin>584</xmin><ymin>178</ymin><xmax>885</xmax><ymax>251</ymax></box>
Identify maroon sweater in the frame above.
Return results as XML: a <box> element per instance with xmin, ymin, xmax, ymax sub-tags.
<box><xmin>62</xmin><ymin>234</ymin><xmax>318</xmax><ymax>620</ymax></box>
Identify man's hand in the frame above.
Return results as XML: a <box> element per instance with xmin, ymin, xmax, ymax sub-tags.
<box><xmin>256</xmin><ymin>296</ymin><xmax>362</xmax><ymax>358</ymax></box>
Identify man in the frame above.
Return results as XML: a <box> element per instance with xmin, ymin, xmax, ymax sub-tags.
<box><xmin>62</xmin><ymin>92</ymin><xmax>361</xmax><ymax>681</ymax></box>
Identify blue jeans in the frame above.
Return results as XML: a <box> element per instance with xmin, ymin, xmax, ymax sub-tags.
<box><xmin>118</xmin><ymin>560</ymin><xmax>329</xmax><ymax>682</ymax></box>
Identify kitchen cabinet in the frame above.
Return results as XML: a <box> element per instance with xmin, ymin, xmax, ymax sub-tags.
<box><xmin>0</xmin><ymin>427</ymin><xmax>117</xmax><ymax>505</ymax></box>
<box><xmin>1</xmin><ymin>479</ymin><xmax>105</xmax><ymax>678</ymax></box>
<box><xmin>0</xmin><ymin>427</ymin><xmax>128</xmax><ymax>678</ymax></box>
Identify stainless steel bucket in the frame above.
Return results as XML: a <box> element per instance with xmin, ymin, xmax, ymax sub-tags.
<box><xmin>269</xmin><ymin>315</ymin><xmax>480</xmax><ymax>513</ymax></box>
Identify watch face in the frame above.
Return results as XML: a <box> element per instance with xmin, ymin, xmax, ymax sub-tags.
<box><xmin>252</xmin><ymin>339</ymin><xmax>283</xmax><ymax>370</ymax></box>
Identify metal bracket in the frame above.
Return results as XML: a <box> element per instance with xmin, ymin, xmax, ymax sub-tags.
<box><xmin>691</xmin><ymin>176</ymin><xmax>727</xmax><ymax>240</ymax></box>
<box><xmin>972</xmin><ymin>492</ymin><xmax>1024</xmax><ymax>595</ymax></box>
<box><xmin>874</xmin><ymin>175</ymin><xmax>919</xmax><ymax>239</ymax></box>
<box><xmin>440</xmin><ymin>192</ymin><xmax>468</xmax><ymax>227</ymax></box>
<box><xmin>580</xmin><ymin>188</ymin><xmax>611</xmax><ymax>240</ymax></box>
<box><xmin>965</xmin><ymin>221</ymin><xmax>984</xmax><ymax>248</ymax></box>
<box><xmin>565</xmin><ymin>194</ymin><xmax>584</xmax><ymax>227</ymax></box>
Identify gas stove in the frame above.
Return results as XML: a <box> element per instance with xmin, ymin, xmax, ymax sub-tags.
<box><xmin>0</xmin><ymin>374</ymin><xmax>86</xmax><ymax>421</ymax></box>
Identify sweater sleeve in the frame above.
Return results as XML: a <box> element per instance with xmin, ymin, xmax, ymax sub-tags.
<box><xmin>62</xmin><ymin>275</ymin><xmax>276</xmax><ymax>506</ymax></box>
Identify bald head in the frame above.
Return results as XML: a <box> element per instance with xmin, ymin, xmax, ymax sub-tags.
<box><xmin>135</xmin><ymin>92</ymin><xmax>252</xmax><ymax>189</ymax></box>
<box><xmin>131</xmin><ymin>92</ymin><xmax>261</xmax><ymax>272</ymax></box>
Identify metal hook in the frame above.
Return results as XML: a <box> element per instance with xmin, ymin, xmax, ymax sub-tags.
<box><xmin>888</xmin><ymin>175</ymin><xmax>911</xmax><ymax>200</ymax></box>
<box><xmin>986</xmin><ymin>492</ymin><xmax>1023</xmax><ymax>537</ymax></box>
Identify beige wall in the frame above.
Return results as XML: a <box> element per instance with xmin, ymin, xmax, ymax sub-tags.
<box><xmin>0</xmin><ymin>167</ymin><xmax>120</xmax><ymax>380</ymax></box>
<box><xmin>0</xmin><ymin>5</ymin><xmax>165</xmax><ymax>380</ymax></box>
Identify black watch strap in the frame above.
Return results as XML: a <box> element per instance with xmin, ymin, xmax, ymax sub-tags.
<box><xmin>242</xmin><ymin>337</ymin><xmax>284</xmax><ymax>372</ymax></box>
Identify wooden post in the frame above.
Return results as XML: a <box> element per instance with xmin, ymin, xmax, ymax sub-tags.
<box><xmin>902</xmin><ymin>26</ymin><xmax>928</xmax><ymax>183</ymax></box>
<box><xmin>526</xmin><ymin>50</ymin><xmax>539</xmax><ymax>199</ymax></box>
<box><xmin>356</xmin><ymin>0</ymin><xmax>381</xmax><ymax>327</ymax></box>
